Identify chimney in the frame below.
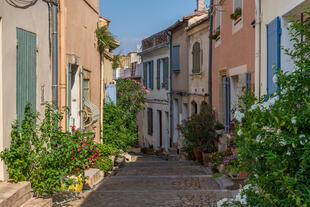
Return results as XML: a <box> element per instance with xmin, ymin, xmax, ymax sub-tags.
<box><xmin>196</xmin><ymin>0</ymin><xmax>205</xmax><ymax>11</ymax></box>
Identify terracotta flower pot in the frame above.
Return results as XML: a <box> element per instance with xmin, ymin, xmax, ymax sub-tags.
<box><xmin>239</xmin><ymin>171</ymin><xmax>248</xmax><ymax>178</ymax></box>
<box><xmin>145</xmin><ymin>149</ymin><xmax>153</xmax><ymax>155</ymax></box>
<box><xmin>193</xmin><ymin>147</ymin><xmax>202</xmax><ymax>162</ymax></box>
<box><xmin>156</xmin><ymin>149</ymin><xmax>163</xmax><ymax>156</ymax></box>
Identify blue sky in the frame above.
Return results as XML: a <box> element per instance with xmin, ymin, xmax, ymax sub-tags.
<box><xmin>100</xmin><ymin>0</ymin><xmax>204</xmax><ymax>54</ymax></box>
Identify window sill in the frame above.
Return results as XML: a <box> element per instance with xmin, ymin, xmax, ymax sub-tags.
<box><xmin>190</xmin><ymin>73</ymin><xmax>203</xmax><ymax>79</ymax></box>
<box><xmin>233</xmin><ymin>17</ymin><xmax>242</xmax><ymax>26</ymax></box>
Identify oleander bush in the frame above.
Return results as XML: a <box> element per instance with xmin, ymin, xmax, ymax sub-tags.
<box><xmin>219</xmin><ymin>11</ymin><xmax>310</xmax><ymax>207</ymax></box>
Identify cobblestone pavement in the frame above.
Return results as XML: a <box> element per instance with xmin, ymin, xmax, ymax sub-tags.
<box><xmin>68</xmin><ymin>155</ymin><xmax>234</xmax><ymax>207</ymax></box>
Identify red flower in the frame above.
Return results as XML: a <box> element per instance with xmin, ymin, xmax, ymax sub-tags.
<box><xmin>72</xmin><ymin>155</ymin><xmax>75</xmax><ymax>158</ymax></box>
<box><xmin>71</xmin><ymin>125</ymin><xmax>76</xmax><ymax>131</ymax></box>
<box><xmin>76</xmin><ymin>167</ymin><xmax>80</xmax><ymax>171</ymax></box>
<box><xmin>77</xmin><ymin>148</ymin><xmax>81</xmax><ymax>152</ymax></box>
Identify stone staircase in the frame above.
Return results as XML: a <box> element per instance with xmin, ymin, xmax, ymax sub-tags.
<box><xmin>0</xmin><ymin>182</ymin><xmax>52</xmax><ymax>207</ymax></box>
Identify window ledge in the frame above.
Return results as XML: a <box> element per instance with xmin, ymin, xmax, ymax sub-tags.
<box><xmin>190</xmin><ymin>72</ymin><xmax>203</xmax><ymax>79</ymax></box>
<box><xmin>233</xmin><ymin>17</ymin><xmax>242</xmax><ymax>26</ymax></box>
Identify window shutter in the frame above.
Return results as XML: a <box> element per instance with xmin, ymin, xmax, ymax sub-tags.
<box><xmin>163</xmin><ymin>58</ymin><xmax>169</xmax><ymax>90</ymax></box>
<box><xmin>150</xmin><ymin>61</ymin><xmax>154</xmax><ymax>89</ymax></box>
<box><xmin>16</xmin><ymin>28</ymin><xmax>37</xmax><ymax>121</ymax></box>
<box><xmin>143</xmin><ymin>63</ymin><xmax>147</xmax><ymax>87</ymax></box>
<box><xmin>246</xmin><ymin>73</ymin><xmax>251</xmax><ymax>91</ymax></box>
<box><xmin>172</xmin><ymin>45</ymin><xmax>180</xmax><ymax>72</ymax></box>
<box><xmin>157</xmin><ymin>59</ymin><xmax>160</xmax><ymax>90</ymax></box>
<box><xmin>192</xmin><ymin>42</ymin><xmax>201</xmax><ymax>73</ymax></box>
<box><xmin>224</xmin><ymin>77</ymin><xmax>231</xmax><ymax>132</ymax></box>
<box><xmin>266</xmin><ymin>17</ymin><xmax>281</xmax><ymax>95</ymax></box>
<box><xmin>235</xmin><ymin>0</ymin><xmax>242</xmax><ymax>9</ymax></box>
<box><xmin>147</xmin><ymin>108</ymin><xmax>153</xmax><ymax>135</ymax></box>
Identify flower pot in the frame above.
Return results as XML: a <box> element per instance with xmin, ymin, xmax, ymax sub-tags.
<box><xmin>193</xmin><ymin>147</ymin><xmax>202</xmax><ymax>162</ymax></box>
<box><xmin>145</xmin><ymin>149</ymin><xmax>153</xmax><ymax>155</ymax></box>
<box><xmin>216</xmin><ymin>129</ymin><xmax>224</xmax><ymax>136</ymax></box>
<box><xmin>217</xmin><ymin>164</ymin><xmax>225</xmax><ymax>173</ymax></box>
<box><xmin>239</xmin><ymin>171</ymin><xmax>248</xmax><ymax>178</ymax></box>
<box><xmin>156</xmin><ymin>149</ymin><xmax>163</xmax><ymax>156</ymax></box>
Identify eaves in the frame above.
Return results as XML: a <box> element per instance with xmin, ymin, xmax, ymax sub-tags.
<box><xmin>138</xmin><ymin>43</ymin><xmax>169</xmax><ymax>56</ymax></box>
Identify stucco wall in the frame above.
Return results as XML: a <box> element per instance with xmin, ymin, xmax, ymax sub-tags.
<box><xmin>255</xmin><ymin>0</ymin><xmax>308</xmax><ymax>96</ymax></box>
<box><xmin>141</xmin><ymin>47</ymin><xmax>170</xmax><ymax>151</ymax></box>
<box><xmin>59</xmin><ymin>0</ymin><xmax>101</xmax><ymax>141</ymax></box>
<box><xmin>0</xmin><ymin>1</ymin><xmax>51</xmax><ymax>180</ymax></box>
<box><xmin>212</xmin><ymin>0</ymin><xmax>255</xmax><ymax>122</ymax></box>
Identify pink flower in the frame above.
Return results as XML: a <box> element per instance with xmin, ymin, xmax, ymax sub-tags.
<box><xmin>146</xmin><ymin>90</ymin><xmax>150</xmax><ymax>94</ymax></box>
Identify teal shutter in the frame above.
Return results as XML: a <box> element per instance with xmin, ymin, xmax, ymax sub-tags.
<box><xmin>192</xmin><ymin>42</ymin><xmax>200</xmax><ymax>73</ymax></box>
<box><xmin>16</xmin><ymin>28</ymin><xmax>37</xmax><ymax>121</ymax></box>
<box><xmin>163</xmin><ymin>58</ymin><xmax>169</xmax><ymax>90</ymax></box>
<box><xmin>172</xmin><ymin>45</ymin><xmax>180</xmax><ymax>72</ymax></box>
<box><xmin>150</xmin><ymin>61</ymin><xmax>154</xmax><ymax>90</ymax></box>
<box><xmin>143</xmin><ymin>63</ymin><xmax>147</xmax><ymax>87</ymax></box>
<box><xmin>157</xmin><ymin>59</ymin><xmax>161</xmax><ymax>89</ymax></box>
<box><xmin>267</xmin><ymin>17</ymin><xmax>281</xmax><ymax>94</ymax></box>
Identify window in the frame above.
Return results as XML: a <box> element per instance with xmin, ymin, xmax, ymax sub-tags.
<box><xmin>162</xmin><ymin>58</ymin><xmax>169</xmax><ymax>90</ymax></box>
<box><xmin>131</xmin><ymin>62</ymin><xmax>137</xmax><ymax>77</ymax></box>
<box><xmin>156</xmin><ymin>59</ymin><xmax>161</xmax><ymax>90</ymax></box>
<box><xmin>192</xmin><ymin>42</ymin><xmax>201</xmax><ymax>73</ymax></box>
<box><xmin>234</xmin><ymin>0</ymin><xmax>242</xmax><ymax>11</ymax></box>
<box><xmin>172</xmin><ymin>45</ymin><xmax>180</xmax><ymax>72</ymax></box>
<box><xmin>215</xmin><ymin>0</ymin><xmax>222</xmax><ymax>31</ymax></box>
<box><xmin>191</xmin><ymin>101</ymin><xmax>198</xmax><ymax>115</ymax></box>
<box><xmin>143</xmin><ymin>61</ymin><xmax>154</xmax><ymax>90</ymax></box>
<box><xmin>83</xmin><ymin>79</ymin><xmax>90</xmax><ymax>100</ymax></box>
<box><xmin>147</xmin><ymin>108</ymin><xmax>153</xmax><ymax>135</ymax></box>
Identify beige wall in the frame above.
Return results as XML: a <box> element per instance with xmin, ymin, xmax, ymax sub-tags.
<box><xmin>255</xmin><ymin>0</ymin><xmax>309</xmax><ymax>97</ymax></box>
<box><xmin>0</xmin><ymin>1</ymin><xmax>51</xmax><ymax>180</ymax></box>
<box><xmin>187</xmin><ymin>20</ymin><xmax>209</xmax><ymax>114</ymax></box>
<box><xmin>59</xmin><ymin>0</ymin><xmax>101</xmax><ymax>141</ymax></box>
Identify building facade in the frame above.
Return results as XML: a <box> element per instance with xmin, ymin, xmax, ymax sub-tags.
<box><xmin>0</xmin><ymin>0</ymin><xmax>52</xmax><ymax>180</ymax></box>
<box><xmin>211</xmin><ymin>0</ymin><xmax>255</xmax><ymax>131</ymax></box>
<box><xmin>58</xmin><ymin>0</ymin><xmax>101</xmax><ymax>141</ymax></box>
<box><xmin>140</xmin><ymin>31</ymin><xmax>170</xmax><ymax>151</ymax></box>
<box><xmin>255</xmin><ymin>0</ymin><xmax>310</xmax><ymax>97</ymax></box>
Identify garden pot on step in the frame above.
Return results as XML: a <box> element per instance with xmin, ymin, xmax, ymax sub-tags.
<box><xmin>193</xmin><ymin>147</ymin><xmax>202</xmax><ymax>162</ymax></box>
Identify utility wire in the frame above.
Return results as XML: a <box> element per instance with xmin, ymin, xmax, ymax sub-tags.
<box><xmin>5</xmin><ymin>0</ymin><xmax>38</xmax><ymax>9</ymax></box>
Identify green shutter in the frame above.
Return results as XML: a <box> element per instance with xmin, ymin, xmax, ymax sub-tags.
<box><xmin>157</xmin><ymin>59</ymin><xmax>160</xmax><ymax>89</ymax></box>
<box><xmin>150</xmin><ymin>61</ymin><xmax>154</xmax><ymax>90</ymax></box>
<box><xmin>16</xmin><ymin>28</ymin><xmax>36</xmax><ymax>121</ymax></box>
<box><xmin>192</xmin><ymin>42</ymin><xmax>201</xmax><ymax>73</ymax></box>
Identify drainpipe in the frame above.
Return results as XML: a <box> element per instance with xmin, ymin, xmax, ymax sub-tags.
<box><xmin>255</xmin><ymin>0</ymin><xmax>262</xmax><ymax>97</ymax></box>
<box><xmin>167</xmin><ymin>31</ymin><xmax>173</xmax><ymax>148</ymax></box>
<box><xmin>52</xmin><ymin>0</ymin><xmax>58</xmax><ymax>108</ymax></box>
<box><xmin>208</xmin><ymin>0</ymin><xmax>213</xmax><ymax>106</ymax></box>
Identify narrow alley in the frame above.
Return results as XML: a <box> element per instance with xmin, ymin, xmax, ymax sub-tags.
<box><xmin>69</xmin><ymin>155</ymin><xmax>235</xmax><ymax>207</ymax></box>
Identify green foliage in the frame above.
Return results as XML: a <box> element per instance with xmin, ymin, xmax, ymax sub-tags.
<box><xmin>112</xmin><ymin>55</ymin><xmax>121</xmax><ymax>69</ymax></box>
<box><xmin>94</xmin><ymin>157</ymin><xmax>113</xmax><ymax>173</ymax></box>
<box><xmin>96</xmin><ymin>143</ymin><xmax>119</xmax><ymax>157</ymax></box>
<box><xmin>215</xmin><ymin>121</ymin><xmax>225</xmax><ymax>130</ymax></box>
<box><xmin>102</xmin><ymin>104</ymin><xmax>137</xmax><ymax>151</ymax></box>
<box><xmin>95</xmin><ymin>25</ymin><xmax>118</xmax><ymax>53</ymax></box>
<box><xmin>221</xmin><ymin>11</ymin><xmax>310</xmax><ymax>207</ymax></box>
<box><xmin>230</xmin><ymin>7</ymin><xmax>242</xmax><ymax>20</ymax></box>
<box><xmin>0</xmin><ymin>103</ymin><xmax>99</xmax><ymax>195</ymax></box>
<box><xmin>116</xmin><ymin>78</ymin><xmax>148</xmax><ymax>116</ymax></box>
<box><xmin>177</xmin><ymin>105</ymin><xmax>217</xmax><ymax>153</ymax></box>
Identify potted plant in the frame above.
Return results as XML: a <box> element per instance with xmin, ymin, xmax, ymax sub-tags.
<box><xmin>230</xmin><ymin>7</ymin><xmax>242</xmax><ymax>21</ymax></box>
<box><xmin>156</xmin><ymin>147</ymin><xmax>164</xmax><ymax>156</ymax></box>
<box><xmin>210</xmin><ymin>27</ymin><xmax>221</xmax><ymax>40</ymax></box>
<box><xmin>215</xmin><ymin>121</ymin><xmax>225</xmax><ymax>135</ymax></box>
<box><xmin>144</xmin><ymin>145</ymin><xmax>153</xmax><ymax>155</ymax></box>
<box><xmin>177</xmin><ymin>104</ymin><xmax>217</xmax><ymax>163</ymax></box>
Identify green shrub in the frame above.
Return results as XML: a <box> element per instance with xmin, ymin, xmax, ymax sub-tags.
<box><xmin>96</xmin><ymin>143</ymin><xmax>119</xmax><ymax>157</ymax></box>
<box><xmin>94</xmin><ymin>157</ymin><xmax>113</xmax><ymax>173</ymax></box>
<box><xmin>102</xmin><ymin>104</ymin><xmax>137</xmax><ymax>151</ymax></box>
<box><xmin>220</xmin><ymin>11</ymin><xmax>310</xmax><ymax>207</ymax></box>
<box><xmin>0</xmin><ymin>103</ymin><xmax>99</xmax><ymax>195</ymax></box>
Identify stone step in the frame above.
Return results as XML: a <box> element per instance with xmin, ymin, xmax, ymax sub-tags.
<box><xmin>84</xmin><ymin>168</ymin><xmax>104</xmax><ymax>189</ymax></box>
<box><xmin>96</xmin><ymin>175</ymin><xmax>222</xmax><ymax>191</ymax></box>
<box><xmin>20</xmin><ymin>197</ymin><xmax>52</xmax><ymax>207</ymax></box>
<box><xmin>125</xmin><ymin>160</ymin><xmax>198</xmax><ymax>167</ymax></box>
<box><xmin>72</xmin><ymin>191</ymin><xmax>233</xmax><ymax>207</ymax></box>
<box><xmin>115</xmin><ymin>166</ymin><xmax>211</xmax><ymax>176</ymax></box>
<box><xmin>0</xmin><ymin>181</ymin><xmax>32</xmax><ymax>207</ymax></box>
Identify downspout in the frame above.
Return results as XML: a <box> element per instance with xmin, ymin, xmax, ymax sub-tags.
<box><xmin>167</xmin><ymin>31</ymin><xmax>173</xmax><ymax>148</ymax></box>
<box><xmin>51</xmin><ymin>0</ymin><xmax>58</xmax><ymax>108</ymax></box>
<box><xmin>255</xmin><ymin>0</ymin><xmax>262</xmax><ymax>97</ymax></box>
<box><xmin>208</xmin><ymin>0</ymin><xmax>213</xmax><ymax>106</ymax></box>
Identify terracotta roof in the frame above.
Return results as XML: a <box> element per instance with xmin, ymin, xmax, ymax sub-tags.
<box><xmin>99</xmin><ymin>16</ymin><xmax>111</xmax><ymax>22</ymax></box>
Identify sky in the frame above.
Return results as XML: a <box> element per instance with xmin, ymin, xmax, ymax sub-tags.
<box><xmin>99</xmin><ymin>0</ymin><xmax>205</xmax><ymax>54</ymax></box>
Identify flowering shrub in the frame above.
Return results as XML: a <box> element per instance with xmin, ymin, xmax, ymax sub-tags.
<box><xmin>219</xmin><ymin>12</ymin><xmax>310</xmax><ymax>206</ymax></box>
<box><xmin>177</xmin><ymin>104</ymin><xmax>217</xmax><ymax>153</ymax></box>
<box><xmin>116</xmin><ymin>78</ymin><xmax>149</xmax><ymax>116</ymax></box>
<box><xmin>94</xmin><ymin>143</ymin><xmax>119</xmax><ymax>173</ymax></box>
<box><xmin>0</xmin><ymin>103</ymin><xmax>98</xmax><ymax>195</ymax></box>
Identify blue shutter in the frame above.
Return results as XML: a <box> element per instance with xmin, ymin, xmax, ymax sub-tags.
<box><xmin>16</xmin><ymin>28</ymin><xmax>37</xmax><ymax>121</ymax></box>
<box><xmin>266</xmin><ymin>17</ymin><xmax>281</xmax><ymax>94</ymax></box>
<box><xmin>224</xmin><ymin>77</ymin><xmax>231</xmax><ymax>132</ymax></box>
<box><xmin>172</xmin><ymin>45</ymin><xmax>180</xmax><ymax>72</ymax></box>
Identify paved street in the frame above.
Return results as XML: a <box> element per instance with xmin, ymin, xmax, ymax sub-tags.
<box><xmin>68</xmin><ymin>155</ymin><xmax>233</xmax><ymax>207</ymax></box>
